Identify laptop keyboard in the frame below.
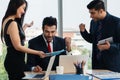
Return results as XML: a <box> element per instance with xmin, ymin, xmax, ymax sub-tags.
<box><xmin>33</xmin><ymin>74</ymin><xmax>45</xmax><ymax>78</ymax></box>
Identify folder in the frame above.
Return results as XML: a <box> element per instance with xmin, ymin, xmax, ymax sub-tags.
<box><xmin>49</xmin><ymin>74</ymin><xmax>89</xmax><ymax>80</ymax></box>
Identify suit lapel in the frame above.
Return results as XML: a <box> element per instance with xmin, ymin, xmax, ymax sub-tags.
<box><xmin>53</xmin><ymin>37</ymin><xmax>57</xmax><ymax>51</ymax></box>
<box><xmin>40</xmin><ymin>35</ymin><xmax>49</xmax><ymax>52</ymax></box>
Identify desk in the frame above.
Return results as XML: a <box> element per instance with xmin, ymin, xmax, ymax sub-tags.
<box><xmin>49</xmin><ymin>74</ymin><xmax>89</xmax><ymax>80</ymax></box>
<box><xmin>87</xmin><ymin>69</ymin><xmax>120</xmax><ymax>80</ymax></box>
<box><xmin>24</xmin><ymin>70</ymin><xmax>117</xmax><ymax>80</ymax></box>
<box><xmin>24</xmin><ymin>71</ymin><xmax>91</xmax><ymax>80</ymax></box>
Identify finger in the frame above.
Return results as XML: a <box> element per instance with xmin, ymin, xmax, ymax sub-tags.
<box><xmin>36</xmin><ymin>65</ymin><xmax>42</xmax><ymax>72</ymax></box>
<box><xmin>41</xmin><ymin>54</ymin><xmax>46</xmax><ymax>58</ymax></box>
<box><xmin>30</xmin><ymin>21</ymin><xmax>34</xmax><ymax>25</ymax></box>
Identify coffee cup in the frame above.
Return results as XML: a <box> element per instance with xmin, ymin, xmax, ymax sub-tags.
<box><xmin>56</xmin><ymin>66</ymin><xmax>64</xmax><ymax>74</ymax></box>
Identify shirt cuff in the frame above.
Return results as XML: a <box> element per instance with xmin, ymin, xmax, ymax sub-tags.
<box><xmin>31</xmin><ymin>67</ymin><xmax>35</xmax><ymax>71</ymax></box>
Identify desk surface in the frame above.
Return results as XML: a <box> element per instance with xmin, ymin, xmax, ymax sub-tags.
<box><xmin>24</xmin><ymin>71</ymin><xmax>56</xmax><ymax>80</ymax></box>
<box><xmin>24</xmin><ymin>70</ymin><xmax>115</xmax><ymax>80</ymax></box>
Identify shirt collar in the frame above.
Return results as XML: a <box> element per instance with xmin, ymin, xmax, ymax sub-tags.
<box><xmin>42</xmin><ymin>34</ymin><xmax>53</xmax><ymax>43</ymax></box>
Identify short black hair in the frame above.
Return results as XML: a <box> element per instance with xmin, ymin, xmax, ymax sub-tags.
<box><xmin>42</xmin><ymin>16</ymin><xmax>57</xmax><ymax>30</ymax></box>
<box><xmin>87</xmin><ymin>0</ymin><xmax>105</xmax><ymax>11</ymax></box>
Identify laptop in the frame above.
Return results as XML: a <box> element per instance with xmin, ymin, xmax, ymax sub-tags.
<box><xmin>23</xmin><ymin>56</ymin><xmax>56</xmax><ymax>79</ymax></box>
<box><xmin>59</xmin><ymin>55</ymin><xmax>89</xmax><ymax>74</ymax></box>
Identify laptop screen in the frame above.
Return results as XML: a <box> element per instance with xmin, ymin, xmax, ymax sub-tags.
<box><xmin>59</xmin><ymin>55</ymin><xmax>89</xmax><ymax>74</ymax></box>
<box><xmin>23</xmin><ymin>56</ymin><xmax>56</xmax><ymax>79</ymax></box>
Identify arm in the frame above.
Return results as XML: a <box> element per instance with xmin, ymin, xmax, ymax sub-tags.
<box><xmin>79</xmin><ymin>23</ymin><xmax>93</xmax><ymax>43</ymax></box>
<box><xmin>97</xmin><ymin>21</ymin><xmax>120</xmax><ymax>53</ymax></box>
<box><xmin>64</xmin><ymin>37</ymin><xmax>71</xmax><ymax>52</ymax></box>
<box><xmin>7</xmin><ymin>21</ymin><xmax>46</xmax><ymax>57</ymax></box>
<box><xmin>27</xmin><ymin>53</ymin><xmax>42</xmax><ymax>72</ymax></box>
<box><xmin>110</xmin><ymin>21</ymin><xmax>120</xmax><ymax>52</ymax></box>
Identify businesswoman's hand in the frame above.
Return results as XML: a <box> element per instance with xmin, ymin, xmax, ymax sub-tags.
<box><xmin>79</xmin><ymin>23</ymin><xmax>85</xmax><ymax>32</ymax></box>
<box><xmin>23</xmin><ymin>21</ymin><xmax>34</xmax><ymax>31</ymax></box>
<box><xmin>38</xmin><ymin>51</ymin><xmax>46</xmax><ymax>58</ymax></box>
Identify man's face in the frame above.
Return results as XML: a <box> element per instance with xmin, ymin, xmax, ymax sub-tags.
<box><xmin>43</xmin><ymin>25</ymin><xmax>57</xmax><ymax>42</ymax></box>
<box><xmin>89</xmin><ymin>9</ymin><xmax>102</xmax><ymax>21</ymax></box>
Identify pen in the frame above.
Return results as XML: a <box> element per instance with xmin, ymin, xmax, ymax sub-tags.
<box><xmin>81</xmin><ymin>61</ymin><xmax>86</xmax><ymax>69</ymax></box>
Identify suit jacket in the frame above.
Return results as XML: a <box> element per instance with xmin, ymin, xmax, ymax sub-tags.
<box><xmin>80</xmin><ymin>12</ymin><xmax>120</xmax><ymax>72</ymax></box>
<box><xmin>26</xmin><ymin>35</ymin><xmax>66</xmax><ymax>71</ymax></box>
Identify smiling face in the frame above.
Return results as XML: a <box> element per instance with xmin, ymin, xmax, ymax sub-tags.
<box><xmin>16</xmin><ymin>3</ymin><xmax>26</xmax><ymax>18</ymax></box>
<box><xmin>43</xmin><ymin>25</ymin><xmax>57</xmax><ymax>42</ymax></box>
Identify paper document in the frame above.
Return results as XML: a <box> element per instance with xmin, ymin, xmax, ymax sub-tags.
<box><xmin>87</xmin><ymin>71</ymin><xmax>120</xmax><ymax>79</ymax></box>
<box><xmin>94</xmin><ymin>74</ymin><xmax>120</xmax><ymax>79</ymax></box>
<box><xmin>97</xmin><ymin>37</ymin><xmax>113</xmax><ymax>45</ymax></box>
<box><xmin>46</xmin><ymin>49</ymin><xmax>65</xmax><ymax>57</ymax></box>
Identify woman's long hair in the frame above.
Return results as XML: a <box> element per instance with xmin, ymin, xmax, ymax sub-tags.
<box><xmin>1</xmin><ymin>0</ymin><xmax>27</xmax><ymax>43</ymax></box>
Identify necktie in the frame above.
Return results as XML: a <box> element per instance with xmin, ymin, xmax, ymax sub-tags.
<box><xmin>96</xmin><ymin>22</ymin><xmax>102</xmax><ymax>41</ymax></box>
<box><xmin>96</xmin><ymin>22</ymin><xmax>102</xmax><ymax>60</ymax></box>
<box><xmin>47</xmin><ymin>41</ymin><xmax>52</xmax><ymax>52</ymax></box>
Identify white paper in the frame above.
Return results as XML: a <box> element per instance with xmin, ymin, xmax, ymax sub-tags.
<box><xmin>97</xmin><ymin>37</ymin><xmax>113</xmax><ymax>45</ymax></box>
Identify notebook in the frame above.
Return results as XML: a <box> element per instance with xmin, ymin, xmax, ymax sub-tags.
<box><xmin>22</xmin><ymin>56</ymin><xmax>56</xmax><ymax>79</ymax></box>
<box><xmin>59</xmin><ymin>55</ymin><xmax>89</xmax><ymax>74</ymax></box>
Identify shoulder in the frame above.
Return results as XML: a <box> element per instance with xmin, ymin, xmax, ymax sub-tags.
<box><xmin>110</xmin><ymin>15</ymin><xmax>120</xmax><ymax>28</ymax></box>
<box><xmin>29</xmin><ymin>35</ymin><xmax>42</xmax><ymax>43</ymax></box>
<box><xmin>54</xmin><ymin>36</ymin><xmax>65</xmax><ymax>42</ymax></box>
<box><xmin>3</xmin><ymin>19</ymin><xmax>17</xmax><ymax>28</ymax></box>
<box><xmin>54</xmin><ymin>36</ymin><xmax>64</xmax><ymax>40</ymax></box>
<box><xmin>6</xmin><ymin>20</ymin><xmax>18</xmax><ymax>33</ymax></box>
<box><xmin>9</xmin><ymin>20</ymin><xmax>17</xmax><ymax>26</ymax></box>
<box><xmin>108</xmin><ymin>14</ymin><xmax>120</xmax><ymax>23</ymax></box>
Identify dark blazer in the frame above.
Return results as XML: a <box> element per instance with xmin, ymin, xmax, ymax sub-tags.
<box><xmin>25</xmin><ymin>35</ymin><xmax>66</xmax><ymax>71</ymax></box>
<box><xmin>80</xmin><ymin>12</ymin><xmax>120</xmax><ymax>72</ymax></box>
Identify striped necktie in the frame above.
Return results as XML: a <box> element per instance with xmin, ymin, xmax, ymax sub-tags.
<box><xmin>97</xmin><ymin>22</ymin><xmax>102</xmax><ymax>41</ymax></box>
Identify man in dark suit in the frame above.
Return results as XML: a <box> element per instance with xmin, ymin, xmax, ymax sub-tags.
<box><xmin>79</xmin><ymin>0</ymin><xmax>120</xmax><ymax>72</ymax></box>
<box><xmin>26</xmin><ymin>16</ymin><xmax>71</xmax><ymax>72</ymax></box>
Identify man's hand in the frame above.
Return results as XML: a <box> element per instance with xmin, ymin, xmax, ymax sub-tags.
<box><xmin>97</xmin><ymin>41</ymin><xmax>110</xmax><ymax>51</ymax></box>
<box><xmin>33</xmin><ymin>65</ymin><xmax>42</xmax><ymax>72</ymax></box>
<box><xmin>79</xmin><ymin>23</ymin><xmax>85</xmax><ymax>32</ymax></box>
<box><xmin>65</xmin><ymin>37</ymin><xmax>71</xmax><ymax>52</ymax></box>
